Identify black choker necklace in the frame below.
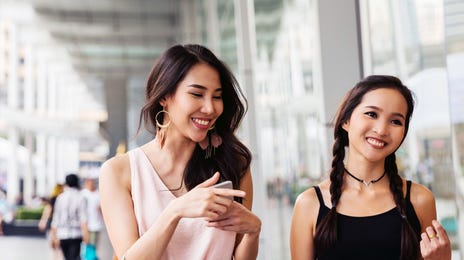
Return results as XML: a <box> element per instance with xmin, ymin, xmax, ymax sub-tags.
<box><xmin>344</xmin><ymin>168</ymin><xmax>386</xmax><ymax>187</ymax></box>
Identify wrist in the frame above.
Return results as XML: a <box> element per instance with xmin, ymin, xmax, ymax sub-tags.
<box><xmin>246</xmin><ymin>219</ymin><xmax>262</xmax><ymax>238</ymax></box>
<box><xmin>164</xmin><ymin>200</ymin><xmax>183</xmax><ymax>223</ymax></box>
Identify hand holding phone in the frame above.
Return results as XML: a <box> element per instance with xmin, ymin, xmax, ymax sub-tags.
<box><xmin>212</xmin><ymin>180</ymin><xmax>233</xmax><ymax>200</ymax></box>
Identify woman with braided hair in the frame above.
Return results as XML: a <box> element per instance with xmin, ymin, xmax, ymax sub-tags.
<box><xmin>290</xmin><ymin>75</ymin><xmax>451</xmax><ymax>260</ymax></box>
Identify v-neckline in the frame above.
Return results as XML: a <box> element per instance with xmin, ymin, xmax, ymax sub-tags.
<box><xmin>138</xmin><ymin>147</ymin><xmax>180</xmax><ymax>198</ymax></box>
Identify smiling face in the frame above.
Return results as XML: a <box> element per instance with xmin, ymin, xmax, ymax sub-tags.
<box><xmin>161</xmin><ymin>62</ymin><xmax>224</xmax><ymax>143</ymax></box>
<box><xmin>342</xmin><ymin>88</ymin><xmax>408</xmax><ymax>164</ymax></box>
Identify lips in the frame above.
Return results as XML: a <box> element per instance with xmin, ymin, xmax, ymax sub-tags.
<box><xmin>366</xmin><ymin>137</ymin><xmax>386</xmax><ymax>148</ymax></box>
<box><xmin>192</xmin><ymin>118</ymin><xmax>212</xmax><ymax>130</ymax></box>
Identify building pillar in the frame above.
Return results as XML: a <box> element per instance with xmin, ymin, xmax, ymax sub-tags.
<box><xmin>204</xmin><ymin>0</ymin><xmax>219</xmax><ymax>52</ymax></box>
<box><xmin>314</xmin><ymin>0</ymin><xmax>363</xmax><ymax>171</ymax></box>
<box><xmin>23</xmin><ymin>45</ymin><xmax>35</xmax><ymax>113</ymax></box>
<box><xmin>103</xmin><ymin>76</ymin><xmax>128</xmax><ymax>158</ymax></box>
<box><xmin>5</xmin><ymin>23</ymin><xmax>20</xmax><ymax>204</ymax></box>
<box><xmin>47</xmin><ymin>136</ymin><xmax>58</xmax><ymax>185</ymax></box>
<box><xmin>6</xmin><ymin>127</ymin><xmax>20</xmax><ymax>203</ymax></box>
<box><xmin>36</xmin><ymin>58</ymin><xmax>48</xmax><ymax>115</ymax></box>
<box><xmin>23</xmin><ymin>132</ymin><xmax>34</xmax><ymax>205</ymax></box>
<box><xmin>36</xmin><ymin>133</ymin><xmax>47</xmax><ymax>196</ymax></box>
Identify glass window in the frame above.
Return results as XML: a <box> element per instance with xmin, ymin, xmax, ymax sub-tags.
<box><xmin>361</xmin><ymin>0</ymin><xmax>460</xmax><ymax>255</ymax></box>
<box><xmin>253</xmin><ymin>0</ymin><xmax>318</xmax><ymax>258</ymax></box>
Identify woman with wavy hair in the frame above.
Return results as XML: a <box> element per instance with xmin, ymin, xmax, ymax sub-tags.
<box><xmin>290</xmin><ymin>75</ymin><xmax>450</xmax><ymax>259</ymax></box>
<box><xmin>100</xmin><ymin>44</ymin><xmax>261</xmax><ymax>260</ymax></box>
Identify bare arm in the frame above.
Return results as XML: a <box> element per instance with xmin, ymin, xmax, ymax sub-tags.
<box><xmin>100</xmin><ymin>156</ymin><xmax>246</xmax><ymax>260</ymax></box>
<box><xmin>290</xmin><ymin>188</ymin><xmax>319</xmax><ymax>260</ymax></box>
<box><xmin>100</xmin><ymin>155</ymin><xmax>180</xmax><ymax>259</ymax></box>
<box><xmin>38</xmin><ymin>203</ymin><xmax>52</xmax><ymax>231</ymax></box>
<box><xmin>232</xmin><ymin>169</ymin><xmax>261</xmax><ymax>260</ymax></box>
<box><xmin>410</xmin><ymin>182</ymin><xmax>437</xmax><ymax>232</ymax></box>
<box><xmin>410</xmin><ymin>182</ymin><xmax>451</xmax><ymax>260</ymax></box>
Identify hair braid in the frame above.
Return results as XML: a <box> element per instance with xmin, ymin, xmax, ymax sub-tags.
<box><xmin>385</xmin><ymin>154</ymin><xmax>420</xmax><ymax>260</ymax></box>
<box><xmin>314</xmin><ymin>135</ymin><xmax>345</xmax><ymax>253</ymax></box>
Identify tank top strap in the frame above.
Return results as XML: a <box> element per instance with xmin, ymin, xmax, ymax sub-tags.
<box><xmin>406</xmin><ymin>180</ymin><xmax>412</xmax><ymax>201</ymax></box>
<box><xmin>314</xmin><ymin>186</ymin><xmax>330</xmax><ymax>226</ymax></box>
<box><xmin>314</xmin><ymin>186</ymin><xmax>324</xmax><ymax>205</ymax></box>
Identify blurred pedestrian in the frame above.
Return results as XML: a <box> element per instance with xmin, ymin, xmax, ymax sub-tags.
<box><xmin>50</xmin><ymin>174</ymin><xmax>89</xmax><ymax>260</ymax></box>
<box><xmin>81</xmin><ymin>178</ymin><xmax>103</xmax><ymax>260</ymax></box>
<box><xmin>39</xmin><ymin>183</ymin><xmax>64</xmax><ymax>260</ymax></box>
<box><xmin>39</xmin><ymin>183</ymin><xmax>64</xmax><ymax>231</ymax></box>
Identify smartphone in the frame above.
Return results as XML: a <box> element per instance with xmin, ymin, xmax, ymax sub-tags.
<box><xmin>213</xmin><ymin>180</ymin><xmax>233</xmax><ymax>189</ymax></box>
<box><xmin>213</xmin><ymin>180</ymin><xmax>233</xmax><ymax>200</ymax></box>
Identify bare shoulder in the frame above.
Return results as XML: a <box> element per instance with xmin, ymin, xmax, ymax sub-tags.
<box><xmin>291</xmin><ymin>181</ymin><xmax>323</xmax><ymax>238</ymax></box>
<box><xmin>408</xmin><ymin>181</ymin><xmax>436</xmax><ymax>209</ymax></box>
<box><xmin>295</xmin><ymin>188</ymin><xmax>318</xmax><ymax>210</ymax></box>
<box><xmin>407</xmin><ymin>180</ymin><xmax>437</xmax><ymax>229</ymax></box>
<box><xmin>100</xmin><ymin>153</ymin><xmax>131</xmax><ymax>189</ymax></box>
<box><xmin>294</xmin><ymin>181</ymin><xmax>324</xmax><ymax>217</ymax></box>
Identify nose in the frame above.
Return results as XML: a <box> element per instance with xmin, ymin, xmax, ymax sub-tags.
<box><xmin>373</xmin><ymin>120</ymin><xmax>388</xmax><ymax>136</ymax></box>
<box><xmin>201</xmin><ymin>98</ymin><xmax>215</xmax><ymax>114</ymax></box>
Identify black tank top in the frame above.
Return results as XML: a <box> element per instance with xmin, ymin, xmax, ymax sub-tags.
<box><xmin>314</xmin><ymin>180</ymin><xmax>421</xmax><ymax>260</ymax></box>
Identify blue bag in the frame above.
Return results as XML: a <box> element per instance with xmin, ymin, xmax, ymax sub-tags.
<box><xmin>83</xmin><ymin>244</ymin><xmax>98</xmax><ymax>260</ymax></box>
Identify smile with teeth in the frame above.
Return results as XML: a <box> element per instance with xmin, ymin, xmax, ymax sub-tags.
<box><xmin>367</xmin><ymin>137</ymin><xmax>385</xmax><ymax>147</ymax></box>
<box><xmin>192</xmin><ymin>118</ymin><xmax>210</xmax><ymax>126</ymax></box>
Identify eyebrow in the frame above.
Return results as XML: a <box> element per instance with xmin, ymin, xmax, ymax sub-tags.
<box><xmin>364</xmin><ymin>105</ymin><xmax>406</xmax><ymax>119</ymax></box>
<box><xmin>187</xmin><ymin>84</ymin><xmax>222</xmax><ymax>92</ymax></box>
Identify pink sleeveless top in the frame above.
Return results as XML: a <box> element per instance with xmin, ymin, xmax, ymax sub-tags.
<box><xmin>128</xmin><ymin>148</ymin><xmax>236</xmax><ymax>260</ymax></box>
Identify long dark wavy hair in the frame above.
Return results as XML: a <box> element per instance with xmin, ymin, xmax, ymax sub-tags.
<box><xmin>137</xmin><ymin>44</ymin><xmax>251</xmax><ymax>192</ymax></box>
<box><xmin>314</xmin><ymin>75</ymin><xmax>419</xmax><ymax>259</ymax></box>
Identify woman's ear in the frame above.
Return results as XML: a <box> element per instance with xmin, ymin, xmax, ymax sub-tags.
<box><xmin>341</xmin><ymin>120</ymin><xmax>349</xmax><ymax>132</ymax></box>
<box><xmin>159</xmin><ymin>97</ymin><xmax>167</xmax><ymax>107</ymax></box>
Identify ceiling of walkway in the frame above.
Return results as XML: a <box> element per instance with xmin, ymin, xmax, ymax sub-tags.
<box><xmin>29</xmin><ymin>0</ymin><xmax>181</xmax><ymax>77</ymax></box>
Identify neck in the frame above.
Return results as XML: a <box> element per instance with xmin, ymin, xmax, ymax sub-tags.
<box><xmin>157</xmin><ymin>133</ymin><xmax>196</xmax><ymax>157</ymax></box>
<box><xmin>344</xmin><ymin>167</ymin><xmax>386</xmax><ymax>187</ymax></box>
<box><xmin>344</xmin><ymin>158</ymin><xmax>385</xmax><ymax>180</ymax></box>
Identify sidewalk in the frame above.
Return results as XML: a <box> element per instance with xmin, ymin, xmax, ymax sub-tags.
<box><xmin>0</xmin><ymin>228</ymin><xmax>114</xmax><ymax>260</ymax></box>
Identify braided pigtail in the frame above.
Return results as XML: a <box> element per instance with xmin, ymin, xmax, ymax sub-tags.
<box><xmin>314</xmin><ymin>131</ymin><xmax>346</xmax><ymax>253</ymax></box>
<box><xmin>385</xmin><ymin>154</ymin><xmax>420</xmax><ymax>260</ymax></box>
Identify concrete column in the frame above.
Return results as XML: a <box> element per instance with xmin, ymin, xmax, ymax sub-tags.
<box><xmin>180</xmin><ymin>0</ymin><xmax>200</xmax><ymax>42</ymax></box>
<box><xmin>23</xmin><ymin>45</ymin><xmax>35</xmax><ymax>113</ymax></box>
<box><xmin>5</xmin><ymin>23</ymin><xmax>20</xmax><ymax>204</ymax></box>
<box><xmin>36</xmin><ymin>59</ymin><xmax>48</xmax><ymax>115</ymax></box>
<box><xmin>103</xmin><ymin>76</ymin><xmax>128</xmax><ymax>158</ymax></box>
<box><xmin>6</xmin><ymin>127</ymin><xmax>20</xmax><ymax>203</ymax></box>
<box><xmin>204</xmin><ymin>0</ymin><xmax>220</xmax><ymax>52</ymax></box>
<box><xmin>36</xmin><ymin>133</ymin><xmax>47</xmax><ymax>196</ymax></box>
<box><xmin>23</xmin><ymin>132</ymin><xmax>34</xmax><ymax>205</ymax></box>
<box><xmin>23</xmin><ymin>45</ymin><xmax>35</xmax><ymax>204</ymax></box>
<box><xmin>47</xmin><ymin>136</ymin><xmax>57</xmax><ymax>186</ymax></box>
<box><xmin>313</xmin><ymin>0</ymin><xmax>363</xmax><ymax>171</ymax></box>
<box><xmin>7</xmin><ymin>23</ymin><xmax>18</xmax><ymax>109</ymax></box>
<box><xmin>47</xmin><ymin>67</ymin><xmax>57</xmax><ymax>117</ymax></box>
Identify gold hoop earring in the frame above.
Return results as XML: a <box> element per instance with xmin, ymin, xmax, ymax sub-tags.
<box><xmin>155</xmin><ymin>110</ymin><xmax>171</xmax><ymax>129</ymax></box>
<box><xmin>208</xmin><ymin>125</ymin><xmax>215</xmax><ymax>131</ymax></box>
